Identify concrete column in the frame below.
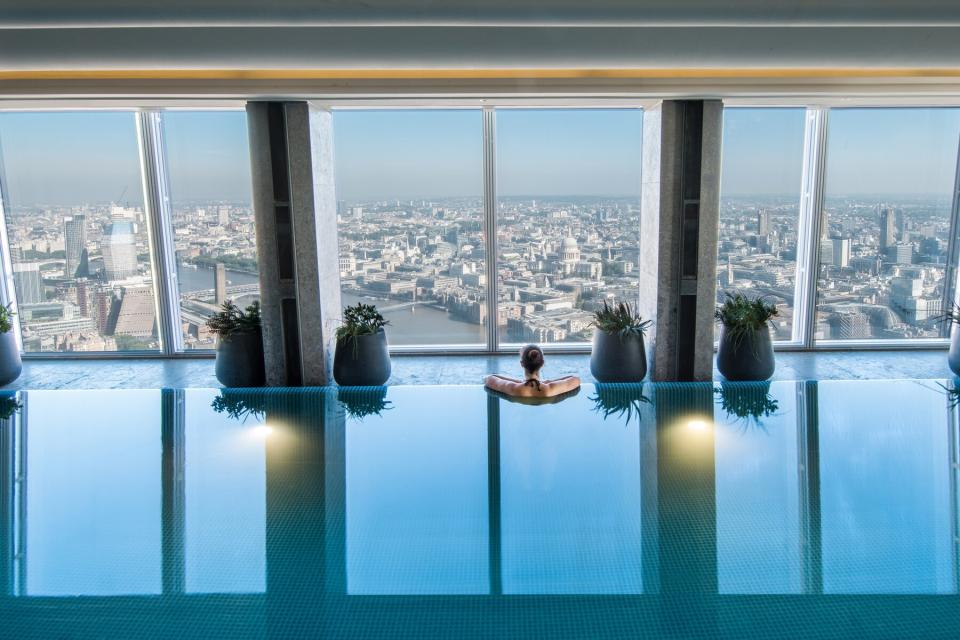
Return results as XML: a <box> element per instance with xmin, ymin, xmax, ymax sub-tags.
<box><xmin>639</xmin><ymin>100</ymin><xmax>722</xmax><ymax>382</ymax></box>
<box><xmin>247</xmin><ymin>102</ymin><xmax>342</xmax><ymax>386</ymax></box>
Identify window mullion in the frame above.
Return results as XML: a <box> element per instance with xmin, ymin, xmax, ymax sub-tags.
<box><xmin>0</xmin><ymin>147</ymin><xmax>22</xmax><ymax>352</ymax></box>
<box><xmin>794</xmin><ymin>107</ymin><xmax>829</xmax><ymax>349</ymax></box>
<box><xmin>942</xmin><ymin>133</ymin><xmax>960</xmax><ymax>336</ymax></box>
<box><xmin>136</xmin><ymin>111</ymin><xmax>184</xmax><ymax>355</ymax></box>
<box><xmin>483</xmin><ymin>107</ymin><xmax>499</xmax><ymax>352</ymax></box>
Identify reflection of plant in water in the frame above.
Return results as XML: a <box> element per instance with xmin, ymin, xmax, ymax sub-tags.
<box><xmin>0</xmin><ymin>393</ymin><xmax>21</xmax><ymax>420</ymax></box>
<box><xmin>715</xmin><ymin>381</ymin><xmax>779</xmax><ymax>430</ymax></box>
<box><xmin>937</xmin><ymin>380</ymin><xmax>960</xmax><ymax>408</ymax></box>
<box><xmin>338</xmin><ymin>386</ymin><xmax>392</xmax><ymax>420</ymax></box>
<box><xmin>589</xmin><ymin>384</ymin><xmax>651</xmax><ymax>425</ymax></box>
<box><xmin>211</xmin><ymin>391</ymin><xmax>270</xmax><ymax>423</ymax></box>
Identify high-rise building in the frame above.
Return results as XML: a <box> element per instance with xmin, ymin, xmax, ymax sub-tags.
<box><xmin>215</xmin><ymin>263</ymin><xmax>227</xmax><ymax>305</ymax></box>
<box><xmin>832</xmin><ymin>237</ymin><xmax>851</xmax><ymax>268</ymax></box>
<box><xmin>112</xmin><ymin>285</ymin><xmax>156</xmax><ymax>338</ymax></box>
<box><xmin>13</xmin><ymin>262</ymin><xmax>43</xmax><ymax>304</ymax></box>
<box><xmin>64</xmin><ymin>214</ymin><xmax>88</xmax><ymax>278</ymax></box>
<box><xmin>93</xmin><ymin>285</ymin><xmax>115</xmax><ymax>334</ymax></box>
<box><xmin>757</xmin><ymin>209</ymin><xmax>769</xmax><ymax>236</ymax></box>
<box><xmin>886</xmin><ymin>242</ymin><xmax>913</xmax><ymax>265</ymax></box>
<box><xmin>102</xmin><ymin>219</ymin><xmax>138</xmax><ymax>281</ymax></box>
<box><xmin>880</xmin><ymin>207</ymin><xmax>898</xmax><ymax>249</ymax></box>
<box><xmin>217</xmin><ymin>206</ymin><xmax>230</xmax><ymax>226</ymax></box>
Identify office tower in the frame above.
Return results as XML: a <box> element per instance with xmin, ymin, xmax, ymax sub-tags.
<box><xmin>819</xmin><ymin>240</ymin><xmax>834</xmax><ymax>266</ymax></box>
<box><xmin>93</xmin><ymin>286</ymin><xmax>115</xmax><ymax>334</ymax></box>
<box><xmin>217</xmin><ymin>206</ymin><xmax>230</xmax><ymax>226</ymax></box>
<box><xmin>13</xmin><ymin>261</ymin><xmax>43</xmax><ymax>304</ymax></box>
<box><xmin>112</xmin><ymin>285</ymin><xmax>156</xmax><ymax>338</ymax></box>
<box><xmin>757</xmin><ymin>209</ymin><xmax>769</xmax><ymax>236</ymax></box>
<box><xmin>215</xmin><ymin>263</ymin><xmax>227</xmax><ymax>305</ymax></box>
<box><xmin>880</xmin><ymin>207</ymin><xmax>897</xmax><ymax>249</ymax></box>
<box><xmin>832</xmin><ymin>237</ymin><xmax>851</xmax><ymax>268</ymax></box>
<box><xmin>886</xmin><ymin>242</ymin><xmax>913</xmax><ymax>265</ymax></box>
<box><xmin>64</xmin><ymin>214</ymin><xmax>88</xmax><ymax>278</ymax></box>
<box><xmin>102</xmin><ymin>219</ymin><xmax>138</xmax><ymax>281</ymax></box>
<box><xmin>75</xmin><ymin>277</ymin><xmax>90</xmax><ymax>316</ymax></box>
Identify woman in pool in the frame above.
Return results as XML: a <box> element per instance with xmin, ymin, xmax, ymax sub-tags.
<box><xmin>484</xmin><ymin>344</ymin><xmax>581</xmax><ymax>398</ymax></box>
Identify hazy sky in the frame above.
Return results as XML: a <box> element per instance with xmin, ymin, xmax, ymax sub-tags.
<box><xmin>1</xmin><ymin>107</ymin><xmax>959</xmax><ymax>205</ymax></box>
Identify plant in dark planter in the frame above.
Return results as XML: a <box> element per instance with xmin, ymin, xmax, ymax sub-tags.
<box><xmin>715</xmin><ymin>381</ymin><xmax>779</xmax><ymax>431</ymax></box>
<box><xmin>0</xmin><ymin>304</ymin><xmax>21</xmax><ymax>386</ymax></box>
<box><xmin>715</xmin><ymin>292</ymin><xmax>777</xmax><ymax>381</ymax></box>
<box><xmin>590</xmin><ymin>300</ymin><xmax>652</xmax><ymax>383</ymax></box>
<box><xmin>206</xmin><ymin>300</ymin><xmax>265</xmax><ymax>387</ymax></box>
<box><xmin>333</xmin><ymin>303</ymin><xmax>391</xmax><ymax>386</ymax></box>
<box><xmin>937</xmin><ymin>304</ymin><xmax>960</xmax><ymax>377</ymax></box>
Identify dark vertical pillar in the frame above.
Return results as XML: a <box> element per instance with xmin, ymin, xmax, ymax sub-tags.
<box><xmin>639</xmin><ymin>101</ymin><xmax>722</xmax><ymax>381</ymax></box>
<box><xmin>160</xmin><ymin>388</ymin><xmax>185</xmax><ymax>595</ymax></box>
<box><xmin>247</xmin><ymin>102</ymin><xmax>342</xmax><ymax>386</ymax></box>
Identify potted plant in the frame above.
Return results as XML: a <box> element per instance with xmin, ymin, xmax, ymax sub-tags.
<box><xmin>590</xmin><ymin>299</ymin><xmax>652</xmax><ymax>383</ymax></box>
<box><xmin>333</xmin><ymin>303</ymin><xmax>391</xmax><ymax>386</ymax></box>
<box><xmin>0</xmin><ymin>304</ymin><xmax>21</xmax><ymax>386</ymax></box>
<box><xmin>938</xmin><ymin>304</ymin><xmax>960</xmax><ymax>377</ymax></box>
<box><xmin>715</xmin><ymin>292</ymin><xmax>777</xmax><ymax>381</ymax></box>
<box><xmin>206</xmin><ymin>300</ymin><xmax>265</xmax><ymax>387</ymax></box>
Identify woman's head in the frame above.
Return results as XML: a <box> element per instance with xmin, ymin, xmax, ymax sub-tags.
<box><xmin>520</xmin><ymin>344</ymin><xmax>545</xmax><ymax>374</ymax></box>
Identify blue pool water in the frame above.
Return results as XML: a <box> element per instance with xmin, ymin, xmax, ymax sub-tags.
<box><xmin>1</xmin><ymin>380</ymin><xmax>959</xmax><ymax>638</ymax></box>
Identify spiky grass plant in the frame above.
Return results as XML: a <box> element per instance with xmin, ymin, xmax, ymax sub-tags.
<box><xmin>0</xmin><ymin>303</ymin><xmax>15</xmax><ymax>334</ymax></box>
<box><xmin>206</xmin><ymin>300</ymin><xmax>261</xmax><ymax>340</ymax></box>
<box><xmin>715</xmin><ymin>291</ymin><xmax>778</xmax><ymax>348</ymax></box>
<box><xmin>335</xmin><ymin>303</ymin><xmax>389</xmax><ymax>343</ymax></box>
<box><xmin>592</xmin><ymin>299</ymin><xmax>652</xmax><ymax>337</ymax></box>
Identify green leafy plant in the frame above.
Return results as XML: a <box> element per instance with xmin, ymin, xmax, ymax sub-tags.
<box><xmin>335</xmin><ymin>303</ymin><xmax>389</xmax><ymax>343</ymax></box>
<box><xmin>592</xmin><ymin>299</ymin><xmax>652</xmax><ymax>337</ymax></box>
<box><xmin>0</xmin><ymin>303</ymin><xmax>15</xmax><ymax>334</ymax></box>
<box><xmin>206</xmin><ymin>300</ymin><xmax>261</xmax><ymax>340</ymax></box>
<box><xmin>589</xmin><ymin>383</ymin><xmax>651</xmax><ymax>426</ymax></box>
<box><xmin>715</xmin><ymin>382</ymin><xmax>779</xmax><ymax>431</ymax></box>
<box><xmin>715</xmin><ymin>291</ymin><xmax>778</xmax><ymax>348</ymax></box>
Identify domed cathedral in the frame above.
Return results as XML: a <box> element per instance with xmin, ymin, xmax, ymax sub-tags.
<box><xmin>559</xmin><ymin>236</ymin><xmax>581</xmax><ymax>276</ymax></box>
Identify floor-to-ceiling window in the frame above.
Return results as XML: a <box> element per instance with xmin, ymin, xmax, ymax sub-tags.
<box><xmin>0</xmin><ymin>112</ymin><xmax>158</xmax><ymax>353</ymax></box>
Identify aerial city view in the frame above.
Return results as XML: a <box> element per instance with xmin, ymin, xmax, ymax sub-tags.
<box><xmin>1</xmin><ymin>108</ymin><xmax>956</xmax><ymax>352</ymax></box>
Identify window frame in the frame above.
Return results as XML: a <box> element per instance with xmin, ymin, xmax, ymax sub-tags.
<box><xmin>0</xmin><ymin>98</ymin><xmax>955</xmax><ymax>358</ymax></box>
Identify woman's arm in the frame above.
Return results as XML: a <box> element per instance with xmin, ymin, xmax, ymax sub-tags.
<box><xmin>484</xmin><ymin>374</ymin><xmax>525</xmax><ymax>395</ymax></box>
<box><xmin>539</xmin><ymin>376</ymin><xmax>581</xmax><ymax>397</ymax></box>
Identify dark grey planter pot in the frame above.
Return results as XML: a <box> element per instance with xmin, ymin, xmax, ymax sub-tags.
<box><xmin>949</xmin><ymin>324</ymin><xmax>960</xmax><ymax>377</ymax></box>
<box><xmin>717</xmin><ymin>325</ymin><xmax>775</xmax><ymax>381</ymax></box>
<box><xmin>0</xmin><ymin>331</ymin><xmax>21</xmax><ymax>386</ymax></box>
<box><xmin>215</xmin><ymin>331</ymin><xmax>266</xmax><ymax>387</ymax></box>
<box><xmin>334</xmin><ymin>329</ymin><xmax>392</xmax><ymax>386</ymax></box>
<box><xmin>590</xmin><ymin>330</ymin><xmax>647</xmax><ymax>383</ymax></box>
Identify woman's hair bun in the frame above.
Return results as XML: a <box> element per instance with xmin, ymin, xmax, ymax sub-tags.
<box><xmin>520</xmin><ymin>344</ymin><xmax>545</xmax><ymax>371</ymax></box>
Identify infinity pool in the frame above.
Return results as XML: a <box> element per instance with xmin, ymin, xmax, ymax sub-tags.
<box><xmin>0</xmin><ymin>380</ymin><xmax>958</xmax><ymax>638</ymax></box>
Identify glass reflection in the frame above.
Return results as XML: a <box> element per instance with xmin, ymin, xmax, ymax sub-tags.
<box><xmin>714</xmin><ymin>381</ymin><xmax>802</xmax><ymax>594</ymax></box>
<box><xmin>498</xmin><ymin>388</ymin><xmax>646</xmax><ymax>594</ymax></box>
<box><xmin>819</xmin><ymin>381</ymin><xmax>953</xmax><ymax>593</ymax></box>
<box><xmin>185</xmin><ymin>389</ymin><xmax>265</xmax><ymax>594</ymax></box>
<box><xmin>25</xmin><ymin>390</ymin><xmax>162</xmax><ymax>596</ymax></box>
<box><xmin>345</xmin><ymin>386</ymin><xmax>489</xmax><ymax>594</ymax></box>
